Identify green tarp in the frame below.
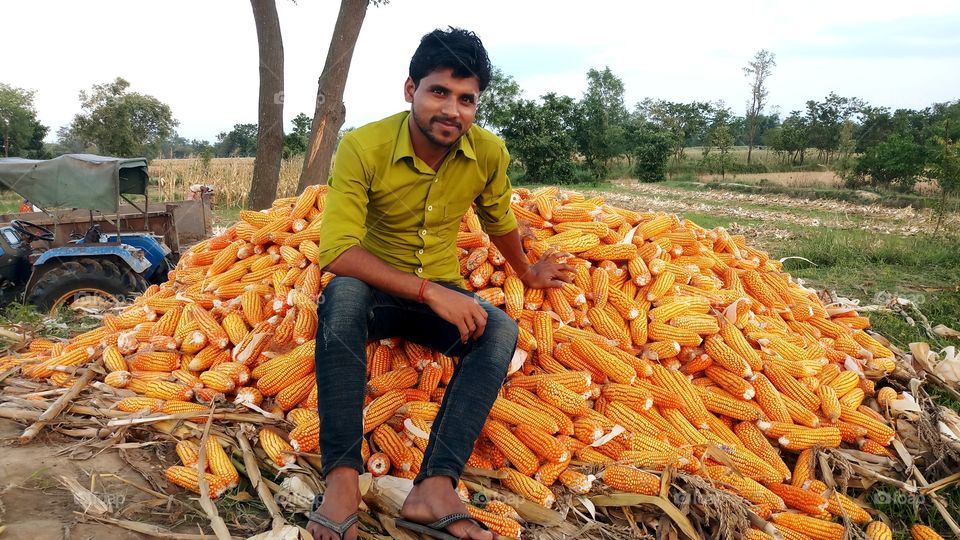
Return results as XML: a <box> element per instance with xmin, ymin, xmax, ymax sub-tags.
<box><xmin>0</xmin><ymin>154</ymin><xmax>148</xmax><ymax>213</ymax></box>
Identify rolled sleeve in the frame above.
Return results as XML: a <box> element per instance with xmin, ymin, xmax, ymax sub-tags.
<box><xmin>317</xmin><ymin>134</ymin><xmax>371</xmax><ymax>270</ymax></box>
<box><xmin>474</xmin><ymin>144</ymin><xmax>517</xmax><ymax>236</ymax></box>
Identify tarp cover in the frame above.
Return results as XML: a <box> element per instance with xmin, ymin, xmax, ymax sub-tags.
<box><xmin>0</xmin><ymin>154</ymin><xmax>148</xmax><ymax>213</ymax></box>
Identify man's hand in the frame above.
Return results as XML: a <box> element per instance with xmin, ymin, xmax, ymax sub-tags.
<box><xmin>423</xmin><ymin>284</ymin><xmax>488</xmax><ymax>343</ymax></box>
<box><xmin>521</xmin><ymin>247</ymin><xmax>575</xmax><ymax>289</ymax></box>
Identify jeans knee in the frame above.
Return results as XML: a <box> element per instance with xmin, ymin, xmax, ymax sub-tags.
<box><xmin>483</xmin><ymin>308</ymin><xmax>519</xmax><ymax>364</ymax></box>
<box><xmin>317</xmin><ymin>276</ymin><xmax>373</xmax><ymax>330</ymax></box>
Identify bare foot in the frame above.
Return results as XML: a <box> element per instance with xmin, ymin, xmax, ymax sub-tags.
<box><xmin>399</xmin><ymin>476</ymin><xmax>497</xmax><ymax>540</ymax></box>
<box><xmin>307</xmin><ymin>467</ymin><xmax>361</xmax><ymax>540</ymax></box>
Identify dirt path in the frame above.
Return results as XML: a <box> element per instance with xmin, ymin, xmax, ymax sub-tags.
<box><xmin>0</xmin><ymin>419</ymin><xmax>156</xmax><ymax>539</ymax></box>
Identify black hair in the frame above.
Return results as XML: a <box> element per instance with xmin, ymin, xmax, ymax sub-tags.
<box><xmin>409</xmin><ymin>27</ymin><xmax>492</xmax><ymax>92</ymax></box>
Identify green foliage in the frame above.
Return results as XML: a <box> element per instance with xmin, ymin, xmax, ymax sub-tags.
<box><xmin>68</xmin><ymin>77</ymin><xmax>178</xmax><ymax>158</ymax></box>
<box><xmin>850</xmin><ymin>133</ymin><xmax>927</xmax><ymax>191</ymax></box>
<box><xmin>638</xmin><ymin>99</ymin><xmax>712</xmax><ymax>165</ymax></box>
<box><xmin>699</xmin><ymin>106</ymin><xmax>736</xmax><ymax>177</ymax></box>
<box><xmin>283</xmin><ymin>112</ymin><xmax>312</xmax><ymax>158</ymax></box>
<box><xmin>215</xmin><ymin>123</ymin><xmax>258</xmax><ymax>157</ymax></box>
<box><xmin>0</xmin><ymin>83</ymin><xmax>49</xmax><ymax>158</ymax></box>
<box><xmin>804</xmin><ymin>92</ymin><xmax>863</xmax><ymax>163</ymax></box>
<box><xmin>475</xmin><ymin>67</ymin><xmax>520</xmax><ymax>134</ymax></box>
<box><xmin>571</xmin><ymin>67</ymin><xmax>628</xmax><ymax>178</ymax></box>
<box><xmin>631</xmin><ymin>123</ymin><xmax>673</xmax><ymax>182</ymax></box>
<box><xmin>500</xmin><ymin>93</ymin><xmax>578</xmax><ymax>184</ymax></box>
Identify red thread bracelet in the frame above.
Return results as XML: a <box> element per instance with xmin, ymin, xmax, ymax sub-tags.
<box><xmin>417</xmin><ymin>278</ymin><xmax>428</xmax><ymax>303</ymax></box>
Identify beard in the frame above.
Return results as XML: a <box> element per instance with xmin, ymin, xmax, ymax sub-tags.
<box><xmin>411</xmin><ymin>103</ymin><xmax>462</xmax><ymax>149</ymax></box>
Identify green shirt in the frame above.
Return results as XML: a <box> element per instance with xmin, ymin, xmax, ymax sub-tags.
<box><xmin>317</xmin><ymin>111</ymin><xmax>518</xmax><ymax>284</ymax></box>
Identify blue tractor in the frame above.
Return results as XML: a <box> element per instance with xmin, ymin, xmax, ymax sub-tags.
<box><xmin>0</xmin><ymin>154</ymin><xmax>194</xmax><ymax>312</ymax></box>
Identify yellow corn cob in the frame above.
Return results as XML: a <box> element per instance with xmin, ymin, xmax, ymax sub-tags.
<box><xmin>499</xmin><ymin>467</ymin><xmax>555</xmax><ymax>507</ymax></box>
<box><xmin>569</xmin><ymin>337</ymin><xmax>635</xmax><ymax>384</ymax></box>
<box><xmin>697</xmin><ymin>387</ymin><xmax>763</xmax><ymax>421</ymax></box>
<box><xmin>489</xmin><ymin>396</ymin><xmax>561</xmax><ymax>434</ymax></box>
<box><xmin>176</xmin><ymin>440</ymin><xmax>200</xmax><ymax>467</ymax></box>
<box><xmin>161</xmin><ymin>400</ymin><xmax>209</xmax><ymax>421</ymax></box>
<box><xmin>864</xmin><ymin>521</ymin><xmax>893</xmax><ymax>540</ymax></box>
<box><xmin>733</xmin><ymin>421</ymin><xmax>791</xmax><ymax>482</ymax></box>
<box><xmin>704</xmin><ymin>335</ymin><xmax>752</xmax><ymax>377</ymax></box>
<box><xmin>362</xmin><ymin>390</ymin><xmax>405</xmax><ymax>433</ymax></box>
<box><xmin>464</xmin><ymin>504</ymin><xmax>522</xmax><ymax>538</ymax></box>
<box><xmin>483</xmin><ymin>420</ymin><xmax>539</xmax><ymax>476</ymax></box>
<box><xmin>275</xmin><ymin>373</ymin><xmax>315</xmax><ymax>411</ymax></box>
<box><xmin>817</xmin><ymin>384</ymin><xmax>841</xmax><ymax>422</ymax></box>
<box><xmin>259</xmin><ymin>428</ymin><xmax>295</xmax><ymax>467</ymax></box>
<box><xmin>365</xmin><ymin>367</ymin><xmax>418</xmax><ymax>396</ymax></box>
<box><xmin>534</xmin><ymin>379</ymin><xmax>590</xmax><ymax>416</ymax></box>
<box><xmin>103</xmin><ymin>370</ymin><xmax>131</xmax><ymax>389</ymax></box>
<box><xmin>513</xmin><ymin>423</ymin><xmax>569</xmax><ymax>464</ymax></box>
<box><xmin>751</xmin><ymin>373</ymin><xmax>792</xmax><ymax>424</ymax></box>
<box><xmin>143</xmin><ymin>381</ymin><xmax>194</xmax><ymax>401</ymax></box>
<box><xmin>165</xmin><ymin>465</ymin><xmax>227</xmax><ymax>499</ymax></box>
<box><xmin>205</xmin><ymin>435</ymin><xmax>239</xmax><ymax>488</ymax></box>
<box><xmin>805</xmin><ymin>480</ymin><xmax>871</xmax><ymax>524</ymax></box>
<box><xmin>770</xmin><ymin>512</ymin><xmax>843</xmax><ymax>540</ymax></box>
<box><xmin>602</xmin><ymin>465</ymin><xmax>659</xmax><ymax>495</ymax></box>
<box><xmin>199</xmin><ymin>369</ymin><xmax>235</xmax><ymax>393</ymax></box>
<box><xmin>372</xmin><ymin>424</ymin><xmax>414</xmax><ymax>472</ymax></box>
<box><xmin>911</xmin><ymin>524</ymin><xmax>945</xmax><ymax>540</ymax></box>
<box><xmin>128</xmin><ymin>351</ymin><xmax>180</xmax><ymax>372</ymax></box>
<box><xmin>116</xmin><ymin>396</ymin><xmax>164</xmax><ymax>413</ymax></box>
<box><xmin>764</xmin><ymin>482</ymin><xmax>829</xmax><ymax>515</ymax></box>
<box><xmin>839</xmin><ymin>406</ymin><xmax>895</xmax><ymax>445</ymax></box>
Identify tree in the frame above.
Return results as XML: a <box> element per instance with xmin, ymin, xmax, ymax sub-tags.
<box><xmin>500</xmin><ymin>93</ymin><xmax>578</xmax><ymax>184</ymax></box>
<box><xmin>928</xmin><ymin>118</ymin><xmax>960</xmax><ymax>232</ymax></box>
<box><xmin>68</xmin><ymin>77</ymin><xmax>177</xmax><ymax>158</ymax></box>
<box><xmin>631</xmin><ymin>122</ymin><xmax>673</xmax><ymax>182</ymax></box>
<box><xmin>776</xmin><ymin>111</ymin><xmax>810</xmax><ymax>165</ymax></box>
<box><xmin>283</xmin><ymin>112</ymin><xmax>313</xmax><ymax>158</ymax></box>
<box><xmin>248</xmin><ymin>0</ymin><xmax>285</xmax><ymax>211</ymax></box>
<box><xmin>804</xmin><ymin>92</ymin><xmax>863</xmax><ymax>163</ymax></box>
<box><xmin>701</xmin><ymin>106</ymin><xmax>736</xmax><ymax>178</ymax></box>
<box><xmin>298</xmin><ymin>0</ymin><xmax>387</xmax><ymax>192</ymax></box>
<box><xmin>475</xmin><ymin>67</ymin><xmax>520</xmax><ymax>133</ymax></box>
<box><xmin>743</xmin><ymin>50</ymin><xmax>775</xmax><ymax>165</ymax></box>
<box><xmin>0</xmin><ymin>83</ymin><xmax>49</xmax><ymax>158</ymax></box>
<box><xmin>572</xmin><ymin>67</ymin><xmax>628</xmax><ymax>179</ymax></box>
<box><xmin>638</xmin><ymin>99</ymin><xmax>711</xmax><ymax>167</ymax></box>
<box><xmin>852</xmin><ymin>133</ymin><xmax>926</xmax><ymax>191</ymax></box>
<box><xmin>216</xmin><ymin>124</ymin><xmax>259</xmax><ymax>157</ymax></box>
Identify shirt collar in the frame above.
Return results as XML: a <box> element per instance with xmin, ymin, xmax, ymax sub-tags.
<box><xmin>392</xmin><ymin>112</ymin><xmax>477</xmax><ymax>170</ymax></box>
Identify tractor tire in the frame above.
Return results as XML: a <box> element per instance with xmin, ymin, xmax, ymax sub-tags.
<box><xmin>25</xmin><ymin>257</ymin><xmax>149</xmax><ymax>313</ymax></box>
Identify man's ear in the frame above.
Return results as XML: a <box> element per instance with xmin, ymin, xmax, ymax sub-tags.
<box><xmin>404</xmin><ymin>77</ymin><xmax>415</xmax><ymax>104</ymax></box>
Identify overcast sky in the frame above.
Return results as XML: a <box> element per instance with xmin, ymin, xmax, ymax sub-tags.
<box><xmin>5</xmin><ymin>0</ymin><xmax>959</xmax><ymax>143</ymax></box>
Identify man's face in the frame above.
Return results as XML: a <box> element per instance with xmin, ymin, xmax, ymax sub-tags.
<box><xmin>405</xmin><ymin>68</ymin><xmax>480</xmax><ymax>150</ymax></box>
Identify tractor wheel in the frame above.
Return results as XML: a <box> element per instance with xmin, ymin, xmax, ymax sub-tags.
<box><xmin>25</xmin><ymin>257</ymin><xmax>150</xmax><ymax>314</ymax></box>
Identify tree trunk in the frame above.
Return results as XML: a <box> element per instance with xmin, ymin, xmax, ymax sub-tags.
<box><xmin>297</xmin><ymin>0</ymin><xmax>369</xmax><ymax>192</ymax></box>
<box><xmin>247</xmin><ymin>0</ymin><xmax>285</xmax><ymax>211</ymax></box>
<box><xmin>746</xmin><ymin>119</ymin><xmax>757</xmax><ymax>165</ymax></box>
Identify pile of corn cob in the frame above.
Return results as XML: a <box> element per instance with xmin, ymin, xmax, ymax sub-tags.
<box><xmin>1</xmin><ymin>184</ymin><xmax>938</xmax><ymax>540</ymax></box>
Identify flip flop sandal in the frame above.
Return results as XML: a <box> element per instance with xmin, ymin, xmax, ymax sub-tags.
<box><xmin>395</xmin><ymin>512</ymin><xmax>491</xmax><ymax>540</ymax></box>
<box><xmin>307</xmin><ymin>493</ymin><xmax>359</xmax><ymax>540</ymax></box>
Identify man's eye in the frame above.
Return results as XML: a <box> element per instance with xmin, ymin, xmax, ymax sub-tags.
<box><xmin>433</xmin><ymin>88</ymin><xmax>445</xmax><ymax>95</ymax></box>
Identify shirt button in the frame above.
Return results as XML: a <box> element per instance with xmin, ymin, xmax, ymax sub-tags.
<box><xmin>420</xmin><ymin>229</ymin><xmax>427</xmax><ymax>236</ymax></box>
<box><xmin>417</xmin><ymin>267</ymin><xmax>423</xmax><ymax>273</ymax></box>
<box><xmin>434</xmin><ymin>179</ymin><xmax>438</xmax><ymax>183</ymax></box>
<box><xmin>418</xmin><ymin>249</ymin><xmax>424</xmax><ymax>254</ymax></box>
<box><xmin>427</xmin><ymin>205</ymin><xmax>433</xmax><ymax>211</ymax></box>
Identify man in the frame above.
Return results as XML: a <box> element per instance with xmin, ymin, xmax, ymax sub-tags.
<box><xmin>309</xmin><ymin>27</ymin><xmax>572</xmax><ymax>540</ymax></box>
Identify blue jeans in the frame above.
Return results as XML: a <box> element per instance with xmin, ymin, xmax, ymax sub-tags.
<box><xmin>314</xmin><ymin>276</ymin><xmax>518</xmax><ymax>484</ymax></box>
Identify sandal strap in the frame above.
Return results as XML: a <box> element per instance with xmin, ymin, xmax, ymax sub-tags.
<box><xmin>307</xmin><ymin>511</ymin><xmax>358</xmax><ymax>537</ymax></box>
<box><xmin>426</xmin><ymin>512</ymin><xmax>487</xmax><ymax>531</ymax></box>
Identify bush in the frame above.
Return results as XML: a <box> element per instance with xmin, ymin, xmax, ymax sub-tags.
<box><xmin>850</xmin><ymin>134</ymin><xmax>927</xmax><ymax>191</ymax></box>
<box><xmin>633</xmin><ymin>128</ymin><xmax>673</xmax><ymax>182</ymax></box>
